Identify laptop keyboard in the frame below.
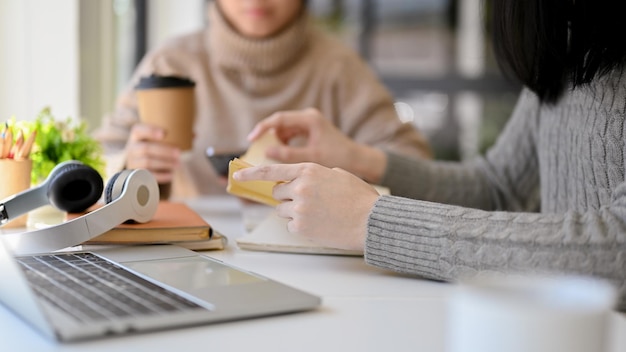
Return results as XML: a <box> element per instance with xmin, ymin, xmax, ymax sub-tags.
<box><xmin>17</xmin><ymin>252</ymin><xmax>206</xmax><ymax>322</ymax></box>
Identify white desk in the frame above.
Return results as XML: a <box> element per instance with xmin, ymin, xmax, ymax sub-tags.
<box><xmin>0</xmin><ymin>195</ymin><xmax>624</xmax><ymax>351</ymax></box>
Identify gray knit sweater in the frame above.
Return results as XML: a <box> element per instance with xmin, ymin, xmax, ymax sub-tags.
<box><xmin>369</xmin><ymin>66</ymin><xmax>626</xmax><ymax>310</ymax></box>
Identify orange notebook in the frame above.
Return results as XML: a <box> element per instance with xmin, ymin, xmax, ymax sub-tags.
<box><xmin>68</xmin><ymin>201</ymin><xmax>226</xmax><ymax>251</ymax></box>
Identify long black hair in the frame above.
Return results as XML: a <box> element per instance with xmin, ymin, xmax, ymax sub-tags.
<box><xmin>491</xmin><ymin>0</ymin><xmax>626</xmax><ymax>103</ymax></box>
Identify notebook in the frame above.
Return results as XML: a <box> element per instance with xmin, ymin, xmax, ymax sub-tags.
<box><xmin>235</xmin><ymin>186</ymin><xmax>389</xmax><ymax>256</ymax></box>
<box><xmin>237</xmin><ymin>210</ymin><xmax>363</xmax><ymax>256</ymax></box>
<box><xmin>74</xmin><ymin>202</ymin><xmax>213</xmax><ymax>243</ymax></box>
<box><xmin>226</xmin><ymin>129</ymin><xmax>283</xmax><ymax>206</ymax></box>
<box><xmin>0</xmin><ymin>238</ymin><xmax>321</xmax><ymax>342</ymax></box>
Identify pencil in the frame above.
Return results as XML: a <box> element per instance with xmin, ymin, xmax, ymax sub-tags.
<box><xmin>0</xmin><ymin>131</ymin><xmax>4</xmax><ymax>159</ymax></box>
<box><xmin>16</xmin><ymin>130</ymin><xmax>36</xmax><ymax>160</ymax></box>
<box><xmin>1</xmin><ymin>125</ymin><xmax>12</xmax><ymax>159</ymax></box>
<box><xmin>9</xmin><ymin>129</ymin><xmax>23</xmax><ymax>159</ymax></box>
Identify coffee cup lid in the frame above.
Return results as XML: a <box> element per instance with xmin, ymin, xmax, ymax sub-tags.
<box><xmin>135</xmin><ymin>74</ymin><xmax>195</xmax><ymax>89</ymax></box>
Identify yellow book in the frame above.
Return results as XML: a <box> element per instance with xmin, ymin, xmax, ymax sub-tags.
<box><xmin>227</xmin><ymin>158</ymin><xmax>281</xmax><ymax>206</ymax></box>
<box><xmin>226</xmin><ymin>129</ymin><xmax>283</xmax><ymax>206</ymax></box>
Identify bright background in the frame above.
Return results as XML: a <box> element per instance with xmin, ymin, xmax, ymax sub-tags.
<box><xmin>0</xmin><ymin>0</ymin><xmax>519</xmax><ymax>160</ymax></box>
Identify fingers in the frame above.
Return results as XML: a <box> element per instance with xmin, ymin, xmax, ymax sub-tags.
<box><xmin>274</xmin><ymin>202</ymin><xmax>307</xmax><ymax>235</ymax></box>
<box><xmin>126</xmin><ymin>143</ymin><xmax>179</xmax><ymax>168</ymax></box>
<box><xmin>129</xmin><ymin>123</ymin><xmax>166</xmax><ymax>143</ymax></box>
<box><xmin>265</xmin><ymin>145</ymin><xmax>313</xmax><ymax>164</ymax></box>
<box><xmin>233</xmin><ymin>162</ymin><xmax>318</xmax><ymax>183</ymax></box>
<box><xmin>248</xmin><ymin>108</ymin><xmax>321</xmax><ymax>141</ymax></box>
<box><xmin>126</xmin><ymin>145</ymin><xmax>179</xmax><ymax>184</ymax></box>
<box><xmin>146</xmin><ymin>169</ymin><xmax>175</xmax><ymax>184</ymax></box>
<box><xmin>126</xmin><ymin>124</ymin><xmax>180</xmax><ymax>184</ymax></box>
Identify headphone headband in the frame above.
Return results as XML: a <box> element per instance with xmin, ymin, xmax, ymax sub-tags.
<box><xmin>0</xmin><ymin>161</ymin><xmax>102</xmax><ymax>225</ymax></box>
<box><xmin>0</xmin><ymin>163</ymin><xmax>159</xmax><ymax>255</ymax></box>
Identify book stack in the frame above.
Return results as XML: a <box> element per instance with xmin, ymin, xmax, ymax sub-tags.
<box><xmin>70</xmin><ymin>201</ymin><xmax>227</xmax><ymax>251</ymax></box>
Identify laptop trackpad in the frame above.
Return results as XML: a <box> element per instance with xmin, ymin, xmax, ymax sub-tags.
<box><xmin>123</xmin><ymin>256</ymin><xmax>264</xmax><ymax>292</ymax></box>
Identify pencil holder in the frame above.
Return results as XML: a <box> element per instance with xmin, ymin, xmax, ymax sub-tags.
<box><xmin>0</xmin><ymin>158</ymin><xmax>32</xmax><ymax>228</ymax></box>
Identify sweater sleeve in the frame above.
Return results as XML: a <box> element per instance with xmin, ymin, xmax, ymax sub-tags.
<box><xmin>367</xmin><ymin>89</ymin><xmax>626</xmax><ymax>310</ymax></box>
<box><xmin>380</xmin><ymin>89</ymin><xmax>541</xmax><ymax>211</ymax></box>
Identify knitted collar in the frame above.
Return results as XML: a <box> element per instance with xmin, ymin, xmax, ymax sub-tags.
<box><xmin>207</xmin><ymin>2</ymin><xmax>310</xmax><ymax>75</ymax></box>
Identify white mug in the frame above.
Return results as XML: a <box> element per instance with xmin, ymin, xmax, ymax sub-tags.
<box><xmin>446</xmin><ymin>274</ymin><xmax>616</xmax><ymax>352</ymax></box>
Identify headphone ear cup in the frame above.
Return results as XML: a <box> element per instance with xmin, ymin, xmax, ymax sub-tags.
<box><xmin>47</xmin><ymin>163</ymin><xmax>104</xmax><ymax>213</ymax></box>
<box><xmin>45</xmin><ymin>160</ymin><xmax>84</xmax><ymax>184</ymax></box>
<box><xmin>104</xmin><ymin>170</ymin><xmax>132</xmax><ymax>204</ymax></box>
<box><xmin>103</xmin><ymin>169</ymin><xmax>159</xmax><ymax>224</ymax></box>
<box><xmin>104</xmin><ymin>171</ymin><xmax>121</xmax><ymax>204</ymax></box>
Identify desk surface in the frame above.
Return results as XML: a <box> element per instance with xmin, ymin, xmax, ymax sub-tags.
<box><xmin>1</xmin><ymin>195</ymin><xmax>624</xmax><ymax>351</ymax></box>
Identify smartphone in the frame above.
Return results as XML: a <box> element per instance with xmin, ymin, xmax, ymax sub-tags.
<box><xmin>205</xmin><ymin>147</ymin><xmax>244</xmax><ymax>177</ymax></box>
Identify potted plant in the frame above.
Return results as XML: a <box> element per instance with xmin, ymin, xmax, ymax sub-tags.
<box><xmin>29</xmin><ymin>107</ymin><xmax>105</xmax><ymax>184</ymax></box>
<box><xmin>27</xmin><ymin>107</ymin><xmax>106</xmax><ymax>227</ymax></box>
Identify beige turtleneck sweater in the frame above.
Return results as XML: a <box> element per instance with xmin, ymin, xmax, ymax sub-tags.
<box><xmin>94</xmin><ymin>4</ymin><xmax>431</xmax><ymax>198</ymax></box>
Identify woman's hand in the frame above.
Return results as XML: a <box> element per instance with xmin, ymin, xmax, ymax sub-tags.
<box><xmin>249</xmin><ymin>108</ymin><xmax>387</xmax><ymax>184</ymax></box>
<box><xmin>233</xmin><ymin>162</ymin><xmax>380</xmax><ymax>251</ymax></box>
<box><xmin>125</xmin><ymin>123</ymin><xmax>180</xmax><ymax>184</ymax></box>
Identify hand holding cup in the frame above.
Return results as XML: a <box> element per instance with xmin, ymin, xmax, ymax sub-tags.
<box><xmin>135</xmin><ymin>74</ymin><xmax>196</xmax><ymax>150</ymax></box>
<box><xmin>133</xmin><ymin>74</ymin><xmax>195</xmax><ymax>199</ymax></box>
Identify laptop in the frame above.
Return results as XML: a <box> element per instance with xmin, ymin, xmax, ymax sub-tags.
<box><xmin>0</xmin><ymin>238</ymin><xmax>321</xmax><ymax>342</ymax></box>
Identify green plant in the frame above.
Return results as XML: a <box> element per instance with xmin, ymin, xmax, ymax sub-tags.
<box><xmin>29</xmin><ymin>107</ymin><xmax>105</xmax><ymax>184</ymax></box>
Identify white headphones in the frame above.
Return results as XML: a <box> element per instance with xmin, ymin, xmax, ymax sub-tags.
<box><xmin>0</xmin><ymin>161</ymin><xmax>159</xmax><ymax>255</ymax></box>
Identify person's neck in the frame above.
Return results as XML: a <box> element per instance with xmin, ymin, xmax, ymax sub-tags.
<box><xmin>208</xmin><ymin>2</ymin><xmax>310</xmax><ymax>74</ymax></box>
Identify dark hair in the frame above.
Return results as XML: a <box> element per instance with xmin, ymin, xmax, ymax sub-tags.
<box><xmin>491</xmin><ymin>0</ymin><xmax>626</xmax><ymax>103</ymax></box>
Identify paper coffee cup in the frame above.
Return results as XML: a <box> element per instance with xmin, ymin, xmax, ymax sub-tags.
<box><xmin>135</xmin><ymin>75</ymin><xmax>196</xmax><ymax>150</ymax></box>
<box><xmin>0</xmin><ymin>159</ymin><xmax>32</xmax><ymax>228</ymax></box>
<box><xmin>446</xmin><ymin>274</ymin><xmax>616</xmax><ymax>352</ymax></box>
